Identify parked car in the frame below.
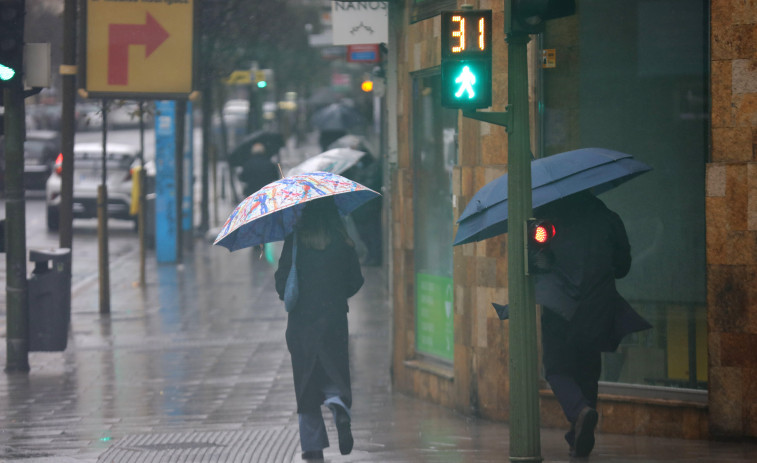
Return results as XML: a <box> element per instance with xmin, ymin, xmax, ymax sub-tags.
<box><xmin>0</xmin><ymin>129</ymin><xmax>59</xmax><ymax>192</ymax></box>
<box><xmin>45</xmin><ymin>142</ymin><xmax>141</xmax><ymax>231</ymax></box>
<box><xmin>23</xmin><ymin>130</ymin><xmax>61</xmax><ymax>190</ymax></box>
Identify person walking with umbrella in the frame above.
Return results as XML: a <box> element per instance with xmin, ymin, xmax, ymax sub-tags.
<box><xmin>451</xmin><ymin>148</ymin><xmax>654</xmax><ymax>458</ymax></box>
<box><xmin>533</xmin><ymin>191</ymin><xmax>650</xmax><ymax>458</ymax></box>
<box><xmin>274</xmin><ymin>196</ymin><xmax>364</xmax><ymax>460</ymax></box>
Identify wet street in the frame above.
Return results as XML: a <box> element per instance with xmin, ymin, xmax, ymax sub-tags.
<box><xmin>1</xmin><ymin>219</ymin><xmax>757</xmax><ymax>461</ymax></box>
<box><xmin>1</xmin><ymin>133</ymin><xmax>757</xmax><ymax>461</ymax></box>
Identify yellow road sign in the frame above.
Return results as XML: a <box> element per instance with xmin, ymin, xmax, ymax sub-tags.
<box><xmin>226</xmin><ymin>70</ymin><xmax>252</xmax><ymax>85</ymax></box>
<box><xmin>84</xmin><ymin>0</ymin><xmax>194</xmax><ymax>97</ymax></box>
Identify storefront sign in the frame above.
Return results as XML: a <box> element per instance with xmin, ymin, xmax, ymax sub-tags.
<box><xmin>416</xmin><ymin>273</ymin><xmax>454</xmax><ymax>361</ymax></box>
<box><xmin>332</xmin><ymin>1</ymin><xmax>388</xmax><ymax>45</ymax></box>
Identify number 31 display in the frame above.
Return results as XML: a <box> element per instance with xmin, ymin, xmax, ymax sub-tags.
<box><xmin>441</xmin><ymin>10</ymin><xmax>492</xmax><ymax>109</ymax></box>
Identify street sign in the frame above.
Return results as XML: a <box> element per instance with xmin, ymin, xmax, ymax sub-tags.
<box><xmin>441</xmin><ymin>10</ymin><xmax>492</xmax><ymax>109</ymax></box>
<box><xmin>347</xmin><ymin>44</ymin><xmax>380</xmax><ymax>63</ymax></box>
<box><xmin>226</xmin><ymin>70</ymin><xmax>252</xmax><ymax>85</ymax></box>
<box><xmin>83</xmin><ymin>0</ymin><xmax>195</xmax><ymax>98</ymax></box>
<box><xmin>332</xmin><ymin>1</ymin><xmax>388</xmax><ymax>45</ymax></box>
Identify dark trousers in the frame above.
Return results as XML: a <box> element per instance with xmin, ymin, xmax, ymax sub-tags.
<box><xmin>541</xmin><ymin>309</ymin><xmax>602</xmax><ymax>425</ymax></box>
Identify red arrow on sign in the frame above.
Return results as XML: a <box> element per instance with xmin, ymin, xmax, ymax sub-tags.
<box><xmin>108</xmin><ymin>12</ymin><xmax>169</xmax><ymax>86</ymax></box>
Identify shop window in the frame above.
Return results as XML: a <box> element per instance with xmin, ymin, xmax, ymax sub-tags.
<box><xmin>412</xmin><ymin>71</ymin><xmax>458</xmax><ymax>362</ymax></box>
<box><xmin>541</xmin><ymin>0</ymin><xmax>708</xmax><ymax>391</ymax></box>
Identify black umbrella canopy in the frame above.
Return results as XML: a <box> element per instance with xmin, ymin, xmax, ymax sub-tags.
<box><xmin>309</xmin><ymin>103</ymin><xmax>365</xmax><ymax>132</ymax></box>
<box><xmin>227</xmin><ymin>130</ymin><xmax>285</xmax><ymax>166</ymax></box>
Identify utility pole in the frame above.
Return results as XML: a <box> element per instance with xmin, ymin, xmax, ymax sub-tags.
<box><xmin>59</xmin><ymin>0</ymin><xmax>76</xmax><ymax>312</ymax></box>
<box><xmin>3</xmin><ymin>0</ymin><xmax>28</xmax><ymax>373</ymax></box>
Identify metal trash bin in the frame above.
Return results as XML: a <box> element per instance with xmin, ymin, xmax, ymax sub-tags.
<box><xmin>28</xmin><ymin>248</ymin><xmax>71</xmax><ymax>352</ymax></box>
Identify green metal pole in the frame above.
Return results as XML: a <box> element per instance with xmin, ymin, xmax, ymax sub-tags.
<box><xmin>4</xmin><ymin>83</ymin><xmax>29</xmax><ymax>372</ymax></box>
<box><xmin>506</xmin><ymin>1</ymin><xmax>542</xmax><ymax>461</ymax></box>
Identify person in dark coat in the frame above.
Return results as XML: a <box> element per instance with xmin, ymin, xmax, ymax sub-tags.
<box><xmin>274</xmin><ymin>197</ymin><xmax>364</xmax><ymax>461</ymax></box>
<box><xmin>238</xmin><ymin>142</ymin><xmax>279</xmax><ymax>197</ymax></box>
<box><xmin>533</xmin><ymin>191</ymin><xmax>651</xmax><ymax>458</ymax></box>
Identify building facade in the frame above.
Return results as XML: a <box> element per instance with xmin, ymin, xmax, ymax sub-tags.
<box><xmin>386</xmin><ymin>0</ymin><xmax>756</xmax><ymax>440</ymax></box>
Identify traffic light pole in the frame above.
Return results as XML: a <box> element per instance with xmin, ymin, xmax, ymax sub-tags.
<box><xmin>4</xmin><ymin>83</ymin><xmax>29</xmax><ymax>373</ymax></box>
<box><xmin>505</xmin><ymin>26</ymin><xmax>542</xmax><ymax>463</ymax></box>
<box><xmin>460</xmin><ymin>2</ymin><xmax>542</xmax><ymax>461</ymax></box>
<box><xmin>3</xmin><ymin>0</ymin><xmax>29</xmax><ymax>373</ymax></box>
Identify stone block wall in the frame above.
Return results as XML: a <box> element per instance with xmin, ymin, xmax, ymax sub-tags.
<box><xmin>389</xmin><ymin>0</ymin><xmax>753</xmax><ymax>441</ymax></box>
<box><xmin>707</xmin><ymin>0</ymin><xmax>757</xmax><ymax>439</ymax></box>
<box><xmin>390</xmin><ymin>0</ymin><xmax>514</xmax><ymax>420</ymax></box>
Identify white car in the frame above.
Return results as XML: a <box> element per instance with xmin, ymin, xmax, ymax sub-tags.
<box><xmin>45</xmin><ymin>142</ymin><xmax>142</xmax><ymax>231</ymax></box>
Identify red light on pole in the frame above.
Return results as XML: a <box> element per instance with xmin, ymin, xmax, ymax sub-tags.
<box><xmin>526</xmin><ymin>219</ymin><xmax>556</xmax><ymax>274</ymax></box>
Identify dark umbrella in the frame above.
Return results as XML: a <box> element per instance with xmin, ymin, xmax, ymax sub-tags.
<box><xmin>327</xmin><ymin>134</ymin><xmax>374</xmax><ymax>156</ymax></box>
<box><xmin>227</xmin><ymin>130</ymin><xmax>285</xmax><ymax>166</ymax></box>
<box><xmin>453</xmin><ymin>148</ymin><xmax>652</xmax><ymax>246</ymax></box>
<box><xmin>310</xmin><ymin>103</ymin><xmax>365</xmax><ymax>132</ymax></box>
<box><xmin>307</xmin><ymin>87</ymin><xmax>345</xmax><ymax>109</ymax></box>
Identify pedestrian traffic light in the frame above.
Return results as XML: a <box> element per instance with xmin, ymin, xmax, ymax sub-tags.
<box><xmin>441</xmin><ymin>9</ymin><xmax>492</xmax><ymax>109</ymax></box>
<box><xmin>526</xmin><ymin>218</ymin><xmax>556</xmax><ymax>274</ymax></box>
<box><xmin>511</xmin><ymin>0</ymin><xmax>576</xmax><ymax>34</ymax></box>
<box><xmin>0</xmin><ymin>0</ymin><xmax>24</xmax><ymax>87</ymax></box>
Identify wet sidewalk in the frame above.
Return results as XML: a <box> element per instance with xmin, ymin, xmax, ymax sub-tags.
<box><xmin>2</xmin><ymin>230</ymin><xmax>757</xmax><ymax>462</ymax></box>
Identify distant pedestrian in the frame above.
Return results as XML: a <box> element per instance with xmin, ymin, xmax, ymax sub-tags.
<box><xmin>274</xmin><ymin>196</ymin><xmax>364</xmax><ymax>461</ymax></box>
<box><xmin>238</xmin><ymin>142</ymin><xmax>279</xmax><ymax>197</ymax></box>
<box><xmin>533</xmin><ymin>191</ymin><xmax>651</xmax><ymax>458</ymax></box>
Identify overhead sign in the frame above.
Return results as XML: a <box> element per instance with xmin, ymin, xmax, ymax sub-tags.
<box><xmin>332</xmin><ymin>1</ymin><xmax>388</xmax><ymax>45</ymax></box>
<box><xmin>83</xmin><ymin>0</ymin><xmax>194</xmax><ymax>98</ymax></box>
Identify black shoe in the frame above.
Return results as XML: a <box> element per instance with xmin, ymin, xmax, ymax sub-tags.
<box><xmin>301</xmin><ymin>450</ymin><xmax>323</xmax><ymax>461</ymax></box>
<box><xmin>571</xmin><ymin>406</ymin><xmax>598</xmax><ymax>457</ymax></box>
<box><xmin>332</xmin><ymin>404</ymin><xmax>354</xmax><ymax>455</ymax></box>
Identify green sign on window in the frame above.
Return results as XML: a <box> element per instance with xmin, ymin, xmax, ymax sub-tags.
<box><xmin>416</xmin><ymin>273</ymin><xmax>454</xmax><ymax>360</ymax></box>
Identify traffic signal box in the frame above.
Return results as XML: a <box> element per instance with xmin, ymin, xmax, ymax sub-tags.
<box><xmin>441</xmin><ymin>10</ymin><xmax>492</xmax><ymax>110</ymax></box>
<box><xmin>526</xmin><ymin>218</ymin><xmax>556</xmax><ymax>274</ymax></box>
<box><xmin>0</xmin><ymin>0</ymin><xmax>24</xmax><ymax>87</ymax></box>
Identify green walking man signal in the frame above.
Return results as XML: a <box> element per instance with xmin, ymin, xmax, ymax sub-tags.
<box><xmin>441</xmin><ymin>10</ymin><xmax>492</xmax><ymax>109</ymax></box>
<box><xmin>455</xmin><ymin>65</ymin><xmax>476</xmax><ymax>98</ymax></box>
<box><xmin>0</xmin><ymin>0</ymin><xmax>24</xmax><ymax>87</ymax></box>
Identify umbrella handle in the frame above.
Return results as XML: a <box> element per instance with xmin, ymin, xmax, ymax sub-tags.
<box><xmin>277</xmin><ymin>163</ymin><xmax>284</xmax><ymax>179</ymax></box>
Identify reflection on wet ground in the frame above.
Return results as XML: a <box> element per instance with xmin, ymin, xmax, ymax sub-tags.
<box><xmin>1</xmin><ymin>239</ymin><xmax>757</xmax><ymax>462</ymax></box>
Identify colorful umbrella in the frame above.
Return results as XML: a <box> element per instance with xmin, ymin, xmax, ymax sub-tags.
<box><xmin>214</xmin><ymin>171</ymin><xmax>380</xmax><ymax>251</ymax></box>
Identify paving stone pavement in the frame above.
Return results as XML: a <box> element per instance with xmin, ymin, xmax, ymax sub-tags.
<box><xmin>2</xmin><ymin>212</ymin><xmax>757</xmax><ymax>461</ymax></box>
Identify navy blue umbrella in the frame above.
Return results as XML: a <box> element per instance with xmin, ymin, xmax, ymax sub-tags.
<box><xmin>453</xmin><ymin>148</ymin><xmax>652</xmax><ymax>246</ymax></box>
